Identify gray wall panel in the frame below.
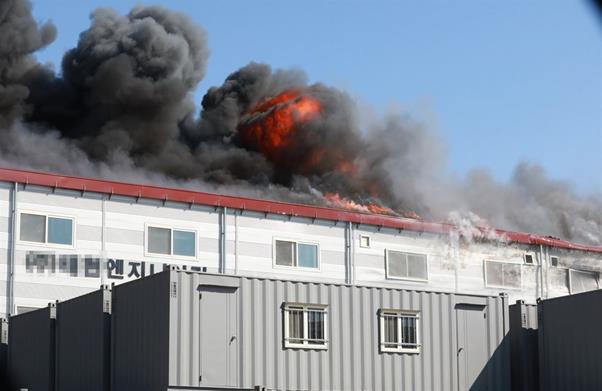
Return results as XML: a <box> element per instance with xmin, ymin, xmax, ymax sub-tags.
<box><xmin>7</xmin><ymin>305</ymin><xmax>55</xmax><ymax>391</ymax></box>
<box><xmin>56</xmin><ymin>288</ymin><xmax>111</xmax><ymax>391</ymax></box>
<box><xmin>165</xmin><ymin>271</ymin><xmax>511</xmax><ymax>391</ymax></box>
<box><xmin>112</xmin><ymin>272</ymin><xmax>170</xmax><ymax>391</ymax></box>
<box><xmin>0</xmin><ymin>216</ymin><xmax>8</xmax><ymax>233</ymax></box>
<box><xmin>538</xmin><ymin>289</ymin><xmax>602</xmax><ymax>391</ymax></box>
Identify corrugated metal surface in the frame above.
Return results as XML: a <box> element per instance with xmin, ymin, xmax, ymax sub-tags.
<box><xmin>509</xmin><ymin>301</ymin><xmax>538</xmax><ymax>391</ymax></box>
<box><xmin>111</xmin><ymin>271</ymin><xmax>171</xmax><ymax>391</ymax></box>
<box><xmin>55</xmin><ymin>286</ymin><xmax>111</xmax><ymax>391</ymax></box>
<box><xmin>0</xmin><ymin>318</ymin><xmax>8</xmax><ymax>388</ymax></box>
<box><xmin>166</xmin><ymin>270</ymin><xmax>511</xmax><ymax>391</ymax></box>
<box><xmin>538</xmin><ymin>289</ymin><xmax>602</xmax><ymax>391</ymax></box>
<box><xmin>7</xmin><ymin>304</ymin><xmax>56</xmax><ymax>391</ymax></box>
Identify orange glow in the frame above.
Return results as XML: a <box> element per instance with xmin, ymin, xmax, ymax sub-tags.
<box><xmin>238</xmin><ymin>89</ymin><xmax>322</xmax><ymax>166</ymax></box>
<box><xmin>324</xmin><ymin>192</ymin><xmax>396</xmax><ymax>215</ymax></box>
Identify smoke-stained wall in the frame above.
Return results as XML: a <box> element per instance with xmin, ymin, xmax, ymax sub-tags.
<box><xmin>0</xmin><ymin>0</ymin><xmax>600</xmax><ymax>246</ymax></box>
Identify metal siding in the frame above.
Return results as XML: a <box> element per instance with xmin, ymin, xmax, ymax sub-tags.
<box><xmin>111</xmin><ymin>272</ymin><xmax>170</xmax><ymax>391</ymax></box>
<box><xmin>509</xmin><ymin>301</ymin><xmax>539</xmax><ymax>391</ymax></box>
<box><xmin>538</xmin><ymin>289</ymin><xmax>602</xmax><ymax>391</ymax></box>
<box><xmin>165</xmin><ymin>270</ymin><xmax>510</xmax><ymax>391</ymax></box>
<box><xmin>55</xmin><ymin>287</ymin><xmax>110</xmax><ymax>391</ymax></box>
<box><xmin>7</xmin><ymin>305</ymin><xmax>56</xmax><ymax>391</ymax></box>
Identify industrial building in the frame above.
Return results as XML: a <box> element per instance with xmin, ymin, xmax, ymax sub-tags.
<box><xmin>0</xmin><ymin>167</ymin><xmax>600</xmax><ymax>317</ymax></box>
<box><xmin>0</xmin><ymin>167</ymin><xmax>601</xmax><ymax>390</ymax></box>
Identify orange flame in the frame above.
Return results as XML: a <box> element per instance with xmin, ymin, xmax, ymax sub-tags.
<box><xmin>324</xmin><ymin>193</ymin><xmax>396</xmax><ymax>215</ymax></box>
<box><xmin>238</xmin><ymin>89</ymin><xmax>321</xmax><ymax>165</ymax></box>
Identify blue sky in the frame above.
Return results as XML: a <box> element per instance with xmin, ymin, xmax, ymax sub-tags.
<box><xmin>31</xmin><ymin>1</ymin><xmax>602</xmax><ymax>194</ymax></box>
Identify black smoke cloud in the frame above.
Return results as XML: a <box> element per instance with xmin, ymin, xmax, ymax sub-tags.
<box><xmin>0</xmin><ymin>0</ymin><xmax>600</xmax><ymax>246</ymax></box>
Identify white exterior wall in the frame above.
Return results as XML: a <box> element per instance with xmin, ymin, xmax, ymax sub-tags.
<box><xmin>0</xmin><ymin>182</ymin><xmax>11</xmax><ymax>316</ymax></box>
<box><xmin>1</xmin><ymin>180</ymin><xmax>600</xmax><ymax>317</ymax></box>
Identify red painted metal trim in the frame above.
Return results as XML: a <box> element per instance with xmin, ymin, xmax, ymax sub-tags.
<box><xmin>1</xmin><ymin>167</ymin><xmax>601</xmax><ymax>254</ymax></box>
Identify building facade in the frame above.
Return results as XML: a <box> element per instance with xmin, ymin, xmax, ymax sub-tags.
<box><xmin>0</xmin><ymin>167</ymin><xmax>601</xmax><ymax>317</ymax></box>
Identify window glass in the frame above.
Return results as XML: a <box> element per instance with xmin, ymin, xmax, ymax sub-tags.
<box><xmin>388</xmin><ymin>251</ymin><xmax>407</xmax><ymax>278</ymax></box>
<box><xmin>298</xmin><ymin>243</ymin><xmax>318</xmax><ymax>268</ymax></box>
<box><xmin>148</xmin><ymin>227</ymin><xmax>171</xmax><ymax>255</ymax></box>
<box><xmin>287</xmin><ymin>307</ymin><xmax>304</xmax><ymax>345</ymax></box>
<box><xmin>485</xmin><ymin>261</ymin><xmax>504</xmax><ymax>287</ymax></box>
<box><xmin>307</xmin><ymin>309</ymin><xmax>325</xmax><ymax>345</ymax></box>
<box><xmin>380</xmin><ymin>311</ymin><xmax>420</xmax><ymax>353</ymax></box>
<box><xmin>173</xmin><ymin>230</ymin><xmax>195</xmax><ymax>257</ymax></box>
<box><xmin>570</xmin><ymin>270</ymin><xmax>599</xmax><ymax>294</ymax></box>
<box><xmin>382</xmin><ymin>313</ymin><xmax>398</xmax><ymax>349</ymax></box>
<box><xmin>275</xmin><ymin>240</ymin><xmax>295</xmax><ymax>266</ymax></box>
<box><xmin>407</xmin><ymin>254</ymin><xmax>428</xmax><ymax>280</ymax></box>
<box><xmin>48</xmin><ymin>217</ymin><xmax>73</xmax><ymax>245</ymax></box>
<box><xmin>485</xmin><ymin>261</ymin><xmax>521</xmax><ymax>288</ymax></box>
<box><xmin>20</xmin><ymin>213</ymin><xmax>46</xmax><ymax>243</ymax></box>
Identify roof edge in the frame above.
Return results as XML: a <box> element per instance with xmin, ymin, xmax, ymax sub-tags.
<box><xmin>1</xmin><ymin>166</ymin><xmax>601</xmax><ymax>254</ymax></box>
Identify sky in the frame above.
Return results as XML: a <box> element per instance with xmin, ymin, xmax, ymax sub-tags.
<box><xmin>30</xmin><ymin>0</ymin><xmax>602</xmax><ymax>194</ymax></box>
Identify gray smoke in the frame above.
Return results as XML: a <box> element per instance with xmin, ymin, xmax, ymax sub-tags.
<box><xmin>0</xmin><ymin>0</ymin><xmax>600</xmax><ymax>246</ymax></box>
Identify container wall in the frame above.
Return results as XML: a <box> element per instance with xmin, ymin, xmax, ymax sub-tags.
<box><xmin>55</xmin><ymin>287</ymin><xmax>111</xmax><ymax>391</ymax></box>
<box><xmin>111</xmin><ymin>271</ymin><xmax>171</xmax><ymax>391</ymax></box>
<box><xmin>509</xmin><ymin>301</ymin><xmax>539</xmax><ymax>391</ymax></box>
<box><xmin>169</xmin><ymin>271</ymin><xmax>511</xmax><ymax>391</ymax></box>
<box><xmin>0</xmin><ymin>318</ymin><xmax>8</xmax><ymax>387</ymax></box>
<box><xmin>7</xmin><ymin>304</ymin><xmax>56</xmax><ymax>391</ymax></box>
<box><xmin>538</xmin><ymin>289</ymin><xmax>602</xmax><ymax>391</ymax></box>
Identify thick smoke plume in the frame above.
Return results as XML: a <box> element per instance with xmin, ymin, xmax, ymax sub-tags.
<box><xmin>0</xmin><ymin>0</ymin><xmax>600</xmax><ymax>246</ymax></box>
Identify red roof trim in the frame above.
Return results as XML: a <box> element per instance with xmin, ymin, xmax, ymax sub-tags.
<box><xmin>1</xmin><ymin>167</ymin><xmax>601</xmax><ymax>254</ymax></box>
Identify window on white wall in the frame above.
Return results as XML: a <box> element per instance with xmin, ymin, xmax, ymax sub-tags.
<box><xmin>379</xmin><ymin>309</ymin><xmax>420</xmax><ymax>353</ymax></box>
<box><xmin>550</xmin><ymin>256</ymin><xmax>559</xmax><ymax>267</ymax></box>
<box><xmin>359</xmin><ymin>235</ymin><xmax>371</xmax><ymax>248</ymax></box>
<box><xmin>484</xmin><ymin>261</ymin><xmax>522</xmax><ymax>289</ymax></box>
<box><xmin>283</xmin><ymin>303</ymin><xmax>328</xmax><ymax>349</ymax></box>
<box><xmin>569</xmin><ymin>269</ymin><xmax>599</xmax><ymax>294</ymax></box>
<box><xmin>386</xmin><ymin>250</ymin><xmax>428</xmax><ymax>281</ymax></box>
<box><xmin>19</xmin><ymin>213</ymin><xmax>74</xmax><ymax>246</ymax></box>
<box><xmin>274</xmin><ymin>239</ymin><xmax>319</xmax><ymax>269</ymax></box>
<box><xmin>147</xmin><ymin>226</ymin><xmax>196</xmax><ymax>257</ymax></box>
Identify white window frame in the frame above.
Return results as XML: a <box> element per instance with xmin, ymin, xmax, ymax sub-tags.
<box><xmin>283</xmin><ymin>303</ymin><xmax>328</xmax><ymax>349</ymax></box>
<box><xmin>359</xmin><ymin>234</ymin><xmax>371</xmax><ymax>248</ymax></box>
<box><xmin>272</xmin><ymin>238</ymin><xmax>321</xmax><ymax>271</ymax></box>
<box><xmin>385</xmin><ymin>249</ymin><xmax>429</xmax><ymax>282</ymax></box>
<box><xmin>145</xmin><ymin>224</ymin><xmax>198</xmax><ymax>260</ymax></box>
<box><xmin>550</xmin><ymin>256</ymin><xmax>559</xmax><ymax>267</ymax></box>
<box><xmin>568</xmin><ymin>269</ymin><xmax>600</xmax><ymax>294</ymax></box>
<box><xmin>378</xmin><ymin>309</ymin><xmax>421</xmax><ymax>354</ymax></box>
<box><xmin>483</xmin><ymin>260</ymin><xmax>523</xmax><ymax>290</ymax></box>
<box><xmin>17</xmin><ymin>210</ymin><xmax>76</xmax><ymax>249</ymax></box>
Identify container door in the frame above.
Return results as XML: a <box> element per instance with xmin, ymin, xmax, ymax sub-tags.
<box><xmin>456</xmin><ymin>304</ymin><xmax>488</xmax><ymax>391</ymax></box>
<box><xmin>199</xmin><ymin>286</ymin><xmax>238</xmax><ymax>387</ymax></box>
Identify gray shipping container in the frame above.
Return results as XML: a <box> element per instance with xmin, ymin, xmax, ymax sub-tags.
<box><xmin>8</xmin><ymin>303</ymin><xmax>56</xmax><ymax>391</ymax></box>
<box><xmin>509</xmin><ymin>301</ymin><xmax>538</xmax><ymax>391</ymax></box>
<box><xmin>55</xmin><ymin>286</ymin><xmax>112</xmax><ymax>391</ymax></box>
<box><xmin>538</xmin><ymin>289</ymin><xmax>602</xmax><ymax>391</ymax></box>
<box><xmin>111</xmin><ymin>269</ymin><xmax>511</xmax><ymax>391</ymax></box>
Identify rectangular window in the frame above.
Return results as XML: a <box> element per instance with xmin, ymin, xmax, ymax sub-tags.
<box><xmin>386</xmin><ymin>250</ymin><xmax>428</xmax><ymax>281</ymax></box>
<box><xmin>359</xmin><ymin>235</ymin><xmax>371</xmax><ymax>248</ymax></box>
<box><xmin>550</xmin><ymin>256</ymin><xmax>559</xmax><ymax>267</ymax></box>
<box><xmin>274</xmin><ymin>239</ymin><xmax>319</xmax><ymax>269</ymax></box>
<box><xmin>379</xmin><ymin>310</ymin><xmax>420</xmax><ymax>353</ymax></box>
<box><xmin>283</xmin><ymin>304</ymin><xmax>327</xmax><ymax>349</ymax></box>
<box><xmin>19</xmin><ymin>213</ymin><xmax>74</xmax><ymax>246</ymax></box>
<box><xmin>147</xmin><ymin>226</ymin><xmax>196</xmax><ymax>258</ymax></box>
<box><xmin>524</xmin><ymin>254</ymin><xmax>534</xmax><ymax>265</ymax></box>
<box><xmin>569</xmin><ymin>269</ymin><xmax>599</xmax><ymax>294</ymax></box>
<box><xmin>484</xmin><ymin>261</ymin><xmax>522</xmax><ymax>289</ymax></box>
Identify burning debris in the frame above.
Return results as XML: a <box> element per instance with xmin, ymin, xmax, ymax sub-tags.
<box><xmin>0</xmin><ymin>0</ymin><xmax>600</xmax><ymax>245</ymax></box>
